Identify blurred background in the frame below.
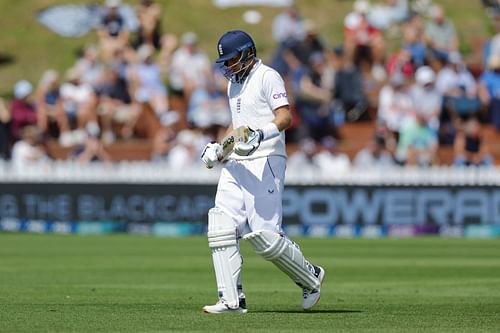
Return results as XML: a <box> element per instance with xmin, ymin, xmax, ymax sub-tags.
<box><xmin>1</xmin><ymin>0</ymin><xmax>500</xmax><ymax>237</ymax></box>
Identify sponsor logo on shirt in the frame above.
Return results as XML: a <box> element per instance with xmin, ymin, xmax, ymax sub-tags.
<box><xmin>272</xmin><ymin>92</ymin><xmax>287</xmax><ymax>99</ymax></box>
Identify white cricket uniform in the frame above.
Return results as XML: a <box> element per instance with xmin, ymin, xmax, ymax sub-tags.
<box><xmin>215</xmin><ymin>59</ymin><xmax>289</xmax><ymax>234</ymax></box>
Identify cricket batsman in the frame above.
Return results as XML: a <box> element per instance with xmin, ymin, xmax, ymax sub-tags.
<box><xmin>201</xmin><ymin>30</ymin><xmax>325</xmax><ymax>313</ymax></box>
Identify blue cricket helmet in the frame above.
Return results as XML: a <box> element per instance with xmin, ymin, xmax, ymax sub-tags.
<box><xmin>216</xmin><ymin>30</ymin><xmax>256</xmax><ymax>63</ymax></box>
<box><xmin>216</xmin><ymin>30</ymin><xmax>257</xmax><ymax>83</ymax></box>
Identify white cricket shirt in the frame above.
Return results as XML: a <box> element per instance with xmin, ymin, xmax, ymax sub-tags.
<box><xmin>227</xmin><ymin>59</ymin><xmax>289</xmax><ymax>160</ymax></box>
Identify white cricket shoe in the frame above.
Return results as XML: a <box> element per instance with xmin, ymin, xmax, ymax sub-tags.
<box><xmin>202</xmin><ymin>298</ymin><xmax>248</xmax><ymax>314</ymax></box>
<box><xmin>302</xmin><ymin>266</ymin><xmax>325</xmax><ymax>310</ymax></box>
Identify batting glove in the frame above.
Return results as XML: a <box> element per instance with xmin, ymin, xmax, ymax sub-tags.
<box><xmin>201</xmin><ymin>142</ymin><xmax>222</xmax><ymax>169</ymax></box>
<box><xmin>234</xmin><ymin>128</ymin><xmax>263</xmax><ymax>156</ymax></box>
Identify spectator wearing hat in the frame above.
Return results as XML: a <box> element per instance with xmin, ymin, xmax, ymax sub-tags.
<box><xmin>479</xmin><ymin>54</ymin><xmax>500</xmax><ymax>130</ymax></box>
<box><xmin>69</xmin><ymin>122</ymin><xmax>112</xmax><ymax>163</ymax></box>
<box><xmin>98</xmin><ymin>0</ymin><xmax>129</xmax><ymax>62</ymax></box>
<box><xmin>10</xmin><ymin>80</ymin><xmax>38</xmax><ymax>142</ymax></box>
<box><xmin>169</xmin><ymin>32</ymin><xmax>211</xmax><ymax>101</ymax></box>
<box><xmin>409</xmin><ymin>66</ymin><xmax>442</xmax><ymax>132</ymax></box>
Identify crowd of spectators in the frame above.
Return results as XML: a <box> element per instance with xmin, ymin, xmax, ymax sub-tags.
<box><xmin>0</xmin><ymin>0</ymin><xmax>499</xmax><ymax>171</ymax></box>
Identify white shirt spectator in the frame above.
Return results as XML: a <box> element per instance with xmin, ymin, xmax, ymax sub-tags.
<box><xmin>169</xmin><ymin>33</ymin><xmax>211</xmax><ymax>92</ymax></box>
<box><xmin>435</xmin><ymin>65</ymin><xmax>477</xmax><ymax>96</ymax></box>
<box><xmin>378</xmin><ymin>82</ymin><xmax>415</xmax><ymax>133</ymax></box>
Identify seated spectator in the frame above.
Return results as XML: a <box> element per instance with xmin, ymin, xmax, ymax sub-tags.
<box><xmin>436</xmin><ymin>52</ymin><xmax>480</xmax><ymax>122</ymax></box>
<box><xmin>0</xmin><ymin>97</ymin><xmax>10</xmax><ymax>159</ymax></box>
<box><xmin>98</xmin><ymin>0</ymin><xmax>129</xmax><ymax>62</ymax></box>
<box><xmin>286</xmin><ymin>20</ymin><xmax>325</xmax><ymax>67</ymax></box>
<box><xmin>409</xmin><ymin>66</ymin><xmax>442</xmax><ymax>132</ymax></box>
<box><xmin>329</xmin><ymin>47</ymin><xmax>368</xmax><ymax>121</ymax></box>
<box><xmin>354</xmin><ymin>133</ymin><xmax>395</xmax><ymax>169</ymax></box>
<box><xmin>133</xmin><ymin>0</ymin><xmax>162</xmax><ymax>50</ymax></box>
<box><xmin>343</xmin><ymin>1</ymin><xmax>385</xmax><ymax>67</ymax></box>
<box><xmin>287</xmin><ymin>137</ymin><xmax>320</xmax><ymax>173</ymax></box>
<box><xmin>386</xmin><ymin>48</ymin><xmax>414</xmax><ymax>79</ymax></box>
<box><xmin>453</xmin><ymin>117</ymin><xmax>493</xmax><ymax>167</ymax></box>
<box><xmin>187</xmin><ymin>68</ymin><xmax>231</xmax><ymax>138</ymax></box>
<box><xmin>169</xmin><ymin>32</ymin><xmax>211</xmax><ymax>100</ymax></box>
<box><xmin>478</xmin><ymin>54</ymin><xmax>500</xmax><ymax>131</ymax></box>
<box><xmin>377</xmin><ymin>72</ymin><xmax>416</xmax><ymax>138</ymax></box>
<box><xmin>167</xmin><ymin>129</ymin><xmax>202</xmax><ymax>170</ymax></box>
<box><xmin>10</xmin><ymin>80</ymin><xmax>38</xmax><ymax>142</ymax></box>
<box><xmin>60</xmin><ymin>67</ymin><xmax>99</xmax><ymax>144</ymax></box>
<box><xmin>35</xmin><ymin>70</ymin><xmax>72</xmax><ymax>146</ymax></box>
<box><xmin>313</xmin><ymin>136</ymin><xmax>351</xmax><ymax>173</ymax></box>
<box><xmin>69</xmin><ymin>122</ymin><xmax>112</xmax><ymax>163</ymax></box>
<box><xmin>272</xmin><ymin>4</ymin><xmax>304</xmax><ymax>44</ymax></box>
<box><xmin>151</xmin><ymin>110</ymin><xmax>180</xmax><ymax>161</ymax></box>
<box><xmin>269</xmin><ymin>4</ymin><xmax>305</xmax><ymax>75</ymax></box>
<box><xmin>128</xmin><ymin>44</ymin><xmax>169</xmax><ymax>118</ymax></box>
<box><xmin>401</xmin><ymin>19</ymin><xmax>426</xmax><ymax>67</ymax></box>
<box><xmin>396</xmin><ymin>112</ymin><xmax>438</xmax><ymax>166</ymax></box>
<box><xmin>424</xmin><ymin>5</ymin><xmax>458</xmax><ymax>58</ymax></box>
<box><xmin>96</xmin><ymin>66</ymin><xmax>140</xmax><ymax>143</ymax></box>
<box><xmin>290</xmin><ymin>52</ymin><xmax>337</xmax><ymax>141</ymax></box>
<box><xmin>11</xmin><ymin>126</ymin><xmax>49</xmax><ymax>169</ymax></box>
<box><xmin>368</xmin><ymin>0</ymin><xmax>409</xmax><ymax>30</ymax></box>
<box><xmin>74</xmin><ymin>45</ymin><xmax>105</xmax><ymax>90</ymax></box>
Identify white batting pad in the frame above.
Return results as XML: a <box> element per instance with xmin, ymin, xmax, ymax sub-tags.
<box><xmin>207</xmin><ymin>208</ymin><xmax>241</xmax><ymax>309</ymax></box>
<box><xmin>243</xmin><ymin>230</ymin><xmax>320</xmax><ymax>291</ymax></box>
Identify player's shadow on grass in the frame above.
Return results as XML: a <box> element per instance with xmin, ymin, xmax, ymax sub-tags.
<box><xmin>254</xmin><ymin>309</ymin><xmax>362</xmax><ymax>314</ymax></box>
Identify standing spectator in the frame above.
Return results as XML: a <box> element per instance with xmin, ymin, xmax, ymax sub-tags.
<box><xmin>424</xmin><ymin>5</ymin><xmax>458</xmax><ymax>57</ymax></box>
<box><xmin>453</xmin><ymin>117</ymin><xmax>493</xmax><ymax>167</ymax></box>
<box><xmin>35</xmin><ymin>70</ymin><xmax>72</xmax><ymax>146</ymax></box>
<box><xmin>410</xmin><ymin>66</ymin><xmax>442</xmax><ymax>132</ymax></box>
<box><xmin>10</xmin><ymin>80</ymin><xmax>38</xmax><ymax>142</ymax></box>
<box><xmin>0</xmin><ymin>98</ymin><xmax>10</xmax><ymax>159</ymax></box>
<box><xmin>479</xmin><ymin>54</ymin><xmax>500</xmax><ymax>131</ymax></box>
<box><xmin>128</xmin><ymin>44</ymin><xmax>169</xmax><ymax>118</ymax></box>
<box><xmin>133</xmin><ymin>0</ymin><xmax>162</xmax><ymax>49</ymax></box>
<box><xmin>11</xmin><ymin>126</ymin><xmax>49</xmax><ymax>169</ymax></box>
<box><xmin>98</xmin><ymin>0</ymin><xmax>129</xmax><ymax>62</ymax></box>
<box><xmin>169</xmin><ymin>32</ymin><xmax>212</xmax><ymax>100</ymax></box>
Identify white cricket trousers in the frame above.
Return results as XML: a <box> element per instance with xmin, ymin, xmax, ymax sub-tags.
<box><xmin>215</xmin><ymin>155</ymin><xmax>286</xmax><ymax>234</ymax></box>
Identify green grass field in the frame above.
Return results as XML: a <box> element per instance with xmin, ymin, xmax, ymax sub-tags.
<box><xmin>0</xmin><ymin>234</ymin><xmax>499</xmax><ymax>332</ymax></box>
